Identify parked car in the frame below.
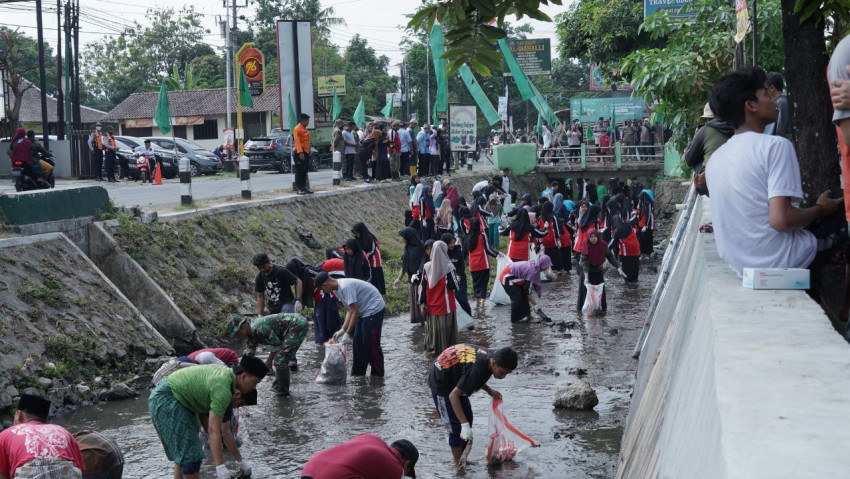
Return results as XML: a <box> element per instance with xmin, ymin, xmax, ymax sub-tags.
<box><xmin>108</xmin><ymin>136</ymin><xmax>179</xmax><ymax>180</ymax></box>
<box><xmin>142</xmin><ymin>137</ymin><xmax>222</xmax><ymax>176</ymax></box>
<box><xmin>243</xmin><ymin>136</ymin><xmax>323</xmax><ymax>173</ymax></box>
<box><xmin>268</xmin><ymin>128</ymin><xmax>333</xmax><ymax>170</ymax></box>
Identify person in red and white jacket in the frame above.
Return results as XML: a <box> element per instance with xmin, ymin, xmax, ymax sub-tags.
<box><xmin>351</xmin><ymin>222</ymin><xmax>385</xmax><ymax>294</ymax></box>
<box><xmin>500</xmin><ymin>209</ymin><xmax>547</xmax><ymax>262</ymax></box>
<box><xmin>635</xmin><ymin>189</ymin><xmax>655</xmax><ymax>260</ymax></box>
<box><xmin>573</xmin><ymin>202</ymin><xmax>599</xmax><ymax>280</ymax></box>
<box><xmin>607</xmin><ymin>198</ymin><xmax>641</xmax><ymax>282</ymax></box>
<box><xmin>419</xmin><ymin>241</ymin><xmax>460</xmax><ymax>356</ymax></box>
<box><xmin>466</xmin><ymin>217</ymin><xmax>500</xmax><ymax>308</ymax></box>
<box><xmin>537</xmin><ymin>201</ymin><xmax>566</xmax><ymax>275</ymax></box>
<box><xmin>311</xmin><ymin>254</ymin><xmax>345</xmax><ymax>344</ymax></box>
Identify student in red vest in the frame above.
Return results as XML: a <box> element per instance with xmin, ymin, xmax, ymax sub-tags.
<box><xmin>410</xmin><ymin>183</ymin><xmax>424</xmax><ymax>233</ymax></box>
<box><xmin>498</xmin><ymin>254</ymin><xmax>555</xmax><ymax>322</ymax></box>
<box><xmin>573</xmin><ymin>202</ymin><xmax>599</xmax><ymax>281</ymax></box>
<box><xmin>419</xmin><ymin>240</ymin><xmax>460</xmax><ymax>356</ymax></box>
<box><xmin>312</xmin><ymin>254</ymin><xmax>345</xmax><ymax>344</ymax></box>
<box><xmin>301</xmin><ymin>434</ymin><xmax>418</xmax><ymax>479</ymax></box>
<box><xmin>342</xmin><ymin>238</ymin><xmax>371</xmax><ymax>283</ymax></box>
<box><xmin>537</xmin><ymin>201</ymin><xmax>566</xmax><ymax>276</ymax></box>
<box><xmin>351</xmin><ymin>222</ymin><xmax>385</xmax><ymax>294</ymax></box>
<box><xmin>465</xmin><ymin>217</ymin><xmax>500</xmax><ymax>308</ymax></box>
<box><xmin>578</xmin><ymin>228</ymin><xmax>619</xmax><ymax>311</ymax></box>
<box><xmin>419</xmin><ymin>185</ymin><xmax>436</xmax><ymax>242</ymax></box>
<box><xmin>607</xmin><ymin>198</ymin><xmax>640</xmax><ymax>282</ymax></box>
<box><xmin>500</xmin><ymin>209</ymin><xmax>547</xmax><ymax>262</ymax></box>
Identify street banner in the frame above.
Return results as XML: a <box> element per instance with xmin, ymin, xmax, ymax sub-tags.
<box><xmin>277</xmin><ymin>20</ymin><xmax>315</xmax><ymax>129</ymax></box>
<box><xmin>570</xmin><ymin>98</ymin><xmax>644</xmax><ymax>122</ymax></box>
<box><xmin>498</xmin><ymin>96</ymin><xmax>508</xmax><ymax>121</ymax></box>
<box><xmin>735</xmin><ymin>0</ymin><xmax>749</xmax><ymax>43</ymax></box>
<box><xmin>386</xmin><ymin>93</ymin><xmax>401</xmax><ymax>108</ymax></box>
<box><xmin>644</xmin><ymin>0</ymin><xmax>694</xmax><ymax>19</ymax></box>
<box><xmin>126</xmin><ymin>119</ymin><xmax>153</xmax><ymax>128</ymax></box>
<box><xmin>430</xmin><ymin>24</ymin><xmax>448</xmax><ymax>116</ymax></box>
<box><xmin>458</xmin><ymin>64</ymin><xmax>501</xmax><ymax>126</ymax></box>
<box><xmin>502</xmin><ymin>38</ymin><xmax>551</xmax><ymax>77</ymax></box>
<box><xmin>239</xmin><ymin>47</ymin><xmax>265</xmax><ymax>96</ymax></box>
<box><xmin>449</xmin><ymin>105</ymin><xmax>477</xmax><ymax>152</ymax></box>
<box><xmin>317</xmin><ymin>75</ymin><xmax>346</xmax><ymax>97</ymax></box>
<box><xmin>223</xmin><ymin>128</ymin><xmax>235</xmax><ymax>151</ymax></box>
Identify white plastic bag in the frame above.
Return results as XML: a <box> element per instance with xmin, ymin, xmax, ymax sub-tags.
<box><xmin>489</xmin><ymin>255</ymin><xmax>513</xmax><ymax>305</ymax></box>
<box><xmin>456</xmin><ymin>301</ymin><xmax>474</xmax><ymax>330</ymax></box>
<box><xmin>581</xmin><ymin>282</ymin><xmax>605</xmax><ymax>317</ymax></box>
<box><xmin>528</xmin><ymin>244</ymin><xmax>550</xmax><ymax>282</ymax></box>
<box><xmin>315</xmin><ymin>341</ymin><xmax>347</xmax><ymax>385</ymax></box>
<box><xmin>485</xmin><ymin>398</ymin><xmax>536</xmax><ymax>465</ymax></box>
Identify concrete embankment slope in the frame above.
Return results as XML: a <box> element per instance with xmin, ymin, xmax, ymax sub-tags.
<box><xmin>617</xmin><ymin>197</ymin><xmax>850</xmax><ymax>478</ymax></box>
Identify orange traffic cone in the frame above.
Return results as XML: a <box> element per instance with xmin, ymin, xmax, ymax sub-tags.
<box><xmin>153</xmin><ymin>162</ymin><xmax>162</xmax><ymax>185</ymax></box>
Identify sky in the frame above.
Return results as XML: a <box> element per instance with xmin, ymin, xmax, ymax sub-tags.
<box><xmin>1</xmin><ymin>0</ymin><xmax>571</xmax><ymax>70</ymax></box>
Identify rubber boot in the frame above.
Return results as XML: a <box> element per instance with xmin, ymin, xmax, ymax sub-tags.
<box><xmin>275</xmin><ymin>365</ymin><xmax>290</xmax><ymax>397</ymax></box>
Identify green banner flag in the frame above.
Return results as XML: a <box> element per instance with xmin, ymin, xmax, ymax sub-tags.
<box><xmin>381</xmin><ymin>94</ymin><xmax>393</xmax><ymax>118</ymax></box>
<box><xmin>332</xmin><ymin>89</ymin><xmax>341</xmax><ymax>122</ymax></box>
<box><xmin>154</xmin><ymin>79</ymin><xmax>170</xmax><ymax>135</ymax></box>
<box><xmin>353</xmin><ymin>96</ymin><xmax>365</xmax><ymax>128</ymax></box>
<box><xmin>498</xmin><ymin>39</ymin><xmax>534</xmax><ymax>101</ymax></box>
<box><xmin>458</xmin><ymin>65</ymin><xmax>501</xmax><ymax>126</ymax></box>
<box><xmin>429</xmin><ymin>24</ymin><xmax>448</xmax><ymax>115</ymax></box>
<box><xmin>536</xmin><ymin>113</ymin><xmax>542</xmax><ymax>137</ymax></box>
<box><xmin>287</xmin><ymin>94</ymin><xmax>298</xmax><ymax>130</ymax></box>
<box><xmin>529</xmin><ymin>79</ymin><xmax>557</xmax><ymax>127</ymax></box>
<box><xmin>611</xmin><ymin>108</ymin><xmax>617</xmax><ymax>136</ymax></box>
<box><xmin>432</xmin><ymin>102</ymin><xmax>438</xmax><ymax>126</ymax></box>
<box><xmin>238</xmin><ymin>67</ymin><xmax>254</xmax><ymax>108</ymax></box>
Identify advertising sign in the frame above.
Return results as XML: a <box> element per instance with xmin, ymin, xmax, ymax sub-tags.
<box><xmin>277</xmin><ymin>20</ymin><xmax>315</xmax><ymax>129</ymax></box>
<box><xmin>317</xmin><ymin>75</ymin><xmax>347</xmax><ymax>97</ymax></box>
<box><xmin>125</xmin><ymin>118</ymin><xmax>153</xmax><ymax>128</ymax></box>
<box><xmin>644</xmin><ymin>0</ymin><xmax>694</xmax><ymax>19</ymax></box>
<box><xmin>497</xmin><ymin>96</ymin><xmax>508</xmax><ymax>121</ymax></box>
<box><xmin>570</xmin><ymin>98</ymin><xmax>645</xmax><ymax>122</ymax></box>
<box><xmin>239</xmin><ymin>47</ymin><xmax>265</xmax><ymax>97</ymax></box>
<box><xmin>223</xmin><ymin>128</ymin><xmax>235</xmax><ymax>152</ymax></box>
<box><xmin>735</xmin><ymin>0</ymin><xmax>749</xmax><ymax>43</ymax></box>
<box><xmin>386</xmin><ymin>93</ymin><xmax>402</xmax><ymax>107</ymax></box>
<box><xmin>502</xmin><ymin>38</ymin><xmax>551</xmax><ymax>76</ymax></box>
<box><xmin>449</xmin><ymin>105</ymin><xmax>477</xmax><ymax>152</ymax></box>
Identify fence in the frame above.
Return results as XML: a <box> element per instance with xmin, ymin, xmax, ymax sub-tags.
<box><xmin>534</xmin><ymin>140</ymin><xmax>666</xmax><ymax>167</ymax></box>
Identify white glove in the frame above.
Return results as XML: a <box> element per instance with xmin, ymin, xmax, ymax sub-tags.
<box><xmin>293</xmin><ymin>300</ymin><xmax>303</xmax><ymax>314</ymax></box>
<box><xmin>238</xmin><ymin>460</ymin><xmax>252</xmax><ymax>476</ymax></box>
<box><xmin>215</xmin><ymin>464</ymin><xmax>230</xmax><ymax>479</ymax></box>
<box><xmin>556</xmin><ymin>239</ymin><xmax>562</xmax><ymax>248</ymax></box>
<box><xmin>641</xmin><ymin>226</ymin><xmax>647</xmax><ymax>233</ymax></box>
<box><xmin>460</xmin><ymin>423</ymin><xmax>473</xmax><ymax>441</ymax></box>
<box><xmin>410</xmin><ymin>273</ymin><xmax>420</xmax><ymax>283</ymax></box>
<box><xmin>332</xmin><ymin>329</ymin><xmax>345</xmax><ymax>342</ymax></box>
<box><xmin>393</xmin><ymin>278</ymin><xmax>401</xmax><ymax>289</ymax></box>
<box><xmin>339</xmin><ymin>332</ymin><xmax>352</xmax><ymax>344</ymax></box>
<box><xmin>498</xmin><ymin>252</ymin><xmax>507</xmax><ymax>259</ymax></box>
<box><xmin>618</xmin><ymin>267</ymin><xmax>627</xmax><ymax>278</ymax></box>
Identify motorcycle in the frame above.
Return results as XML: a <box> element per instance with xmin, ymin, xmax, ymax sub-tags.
<box><xmin>11</xmin><ymin>157</ymin><xmax>50</xmax><ymax>192</ymax></box>
<box><xmin>34</xmin><ymin>150</ymin><xmax>55</xmax><ymax>188</ymax></box>
<box><xmin>134</xmin><ymin>151</ymin><xmax>153</xmax><ymax>183</ymax></box>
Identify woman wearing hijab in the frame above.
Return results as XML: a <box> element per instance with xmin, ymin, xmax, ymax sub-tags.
<box><xmin>552</xmin><ymin>193</ymin><xmax>574</xmax><ymax>271</ymax></box>
<box><xmin>419</xmin><ymin>240</ymin><xmax>459</xmax><ymax>355</ymax></box>
<box><xmin>472</xmin><ymin>195</ymin><xmax>492</xmax><ymax>234</ymax></box>
<box><xmin>432</xmin><ymin>179</ymin><xmax>443</xmax><ymax>206</ymax></box>
<box><xmin>435</xmin><ymin>199</ymin><xmax>454</xmax><ymax>237</ymax></box>
<box><xmin>498</xmin><ymin>254</ymin><xmax>554</xmax><ymax>323</ymax></box>
<box><xmin>574</xmin><ymin>203</ymin><xmax>600</xmax><ymax>282</ymax></box>
<box><xmin>485</xmin><ymin>193</ymin><xmax>504</xmax><ymax>248</ymax></box>
<box><xmin>410</xmin><ymin>183</ymin><xmax>424</xmax><ymax>232</ymax></box>
<box><xmin>506</xmin><ymin>193</ymin><xmax>534</xmax><ymax>217</ymax></box>
<box><xmin>578</xmin><ymin>228</ymin><xmax>619</xmax><ymax>311</ymax></box>
<box><xmin>393</xmin><ymin>227</ymin><xmax>427</xmax><ymax>324</ymax></box>
<box><xmin>8</xmin><ymin>128</ymin><xmax>39</xmax><ymax>183</ymax></box>
<box><xmin>443</xmin><ymin>179</ymin><xmax>459</xmax><ymax>210</ymax></box>
<box><xmin>351</xmin><ymin>222</ymin><xmax>386</xmax><ymax>294</ymax></box>
<box><xmin>636</xmin><ymin>189</ymin><xmax>655</xmax><ymax>260</ymax></box>
<box><xmin>342</xmin><ymin>238</ymin><xmax>371</xmax><ymax>282</ymax></box>
<box><xmin>419</xmin><ymin>186</ymin><xmax>436</xmax><ymax>242</ymax></box>
<box><xmin>609</xmin><ymin>201</ymin><xmax>641</xmax><ymax>282</ymax></box>
<box><xmin>311</xmin><ymin>257</ymin><xmax>344</xmax><ymax>344</ymax></box>
<box><xmin>466</xmin><ymin>217</ymin><xmax>500</xmax><ymax>308</ymax></box>
<box><xmin>441</xmin><ymin>232</ymin><xmax>472</xmax><ymax>316</ymax></box>
<box><xmin>501</xmin><ymin>209</ymin><xmax>547</xmax><ymax>262</ymax></box>
<box><xmin>537</xmin><ymin>202</ymin><xmax>566</xmax><ymax>275</ymax></box>
<box><xmin>370</xmin><ymin>123</ymin><xmax>391</xmax><ymax>182</ymax></box>
<box><xmin>409</xmin><ymin>175</ymin><xmax>421</xmax><ymax>206</ymax></box>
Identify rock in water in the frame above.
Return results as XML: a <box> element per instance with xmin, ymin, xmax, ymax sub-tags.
<box><xmin>104</xmin><ymin>383</ymin><xmax>138</xmax><ymax>400</ymax></box>
<box><xmin>553</xmin><ymin>379</ymin><xmax>599</xmax><ymax>410</ymax></box>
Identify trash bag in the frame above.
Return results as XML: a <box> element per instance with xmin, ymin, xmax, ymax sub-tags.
<box><xmin>528</xmin><ymin>244</ymin><xmax>549</xmax><ymax>282</ymax></box>
<box><xmin>489</xmin><ymin>255</ymin><xmax>513</xmax><ymax>305</ymax></box>
<box><xmin>581</xmin><ymin>282</ymin><xmax>605</xmax><ymax>317</ymax></box>
<box><xmin>456</xmin><ymin>301</ymin><xmax>474</xmax><ymax>330</ymax></box>
<box><xmin>315</xmin><ymin>341</ymin><xmax>347</xmax><ymax>385</ymax></box>
<box><xmin>486</xmin><ymin>398</ymin><xmax>536</xmax><ymax>465</ymax></box>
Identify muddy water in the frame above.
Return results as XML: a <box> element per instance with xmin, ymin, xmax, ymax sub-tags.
<box><xmin>57</xmin><ymin>265</ymin><xmax>656</xmax><ymax>478</ymax></box>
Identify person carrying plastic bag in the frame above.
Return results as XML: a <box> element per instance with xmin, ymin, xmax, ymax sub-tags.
<box><xmin>497</xmin><ymin>255</ymin><xmax>556</xmax><ymax>323</ymax></box>
<box><xmin>578</xmin><ymin>228</ymin><xmax>619</xmax><ymax>315</ymax></box>
<box><xmin>489</xmin><ymin>254</ymin><xmax>513</xmax><ymax>305</ymax></box>
<box><xmin>486</xmin><ymin>398</ymin><xmax>537</xmax><ymax>465</ymax></box>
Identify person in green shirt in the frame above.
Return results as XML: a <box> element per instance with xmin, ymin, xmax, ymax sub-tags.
<box><xmin>148</xmin><ymin>355</ymin><xmax>268</xmax><ymax>479</ymax></box>
<box><xmin>596</xmin><ymin>178</ymin><xmax>608</xmax><ymax>203</ymax></box>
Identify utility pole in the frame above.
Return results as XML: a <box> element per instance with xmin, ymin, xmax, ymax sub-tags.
<box><xmin>64</xmin><ymin>1</ymin><xmax>71</xmax><ymax>138</ymax></box>
<box><xmin>35</xmin><ymin>0</ymin><xmax>50</xmax><ymax>148</ymax></box>
<box><xmin>56</xmin><ymin>0</ymin><xmax>64</xmax><ymax>140</ymax></box>
<box><xmin>223</xmin><ymin>6</ymin><xmax>232</xmax><ymax>131</ymax></box>
<box><xmin>426</xmin><ymin>41</ymin><xmax>431</xmax><ymax>125</ymax></box>
<box><xmin>752</xmin><ymin>0</ymin><xmax>758</xmax><ymax>66</ymax></box>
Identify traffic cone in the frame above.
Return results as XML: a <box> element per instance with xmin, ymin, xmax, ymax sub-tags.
<box><xmin>153</xmin><ymin>162</ymin><xmax>162</xmax><ymax>185</ymax></box>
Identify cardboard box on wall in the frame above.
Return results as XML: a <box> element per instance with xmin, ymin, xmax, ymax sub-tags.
<box><xmin>742</xmin><ymin>268</ymin><xmax>810</xmax><ymax>290</ymax></box>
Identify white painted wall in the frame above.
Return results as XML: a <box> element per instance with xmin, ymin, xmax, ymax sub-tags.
<box><xmin>0</xmin><ymin>139</ymin><xmax>72</xmax><ymax>178</ymax></box>
<box><xmin>618</xmin><ymin>198</ymin><xmax>850</xmax><ymax>478</ymax></box>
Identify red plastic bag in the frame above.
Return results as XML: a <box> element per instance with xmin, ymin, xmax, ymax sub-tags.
<box><xmin>485</xmin><ymin>398</ymin><xmax>536</xmax><ymax>465</ymax></box>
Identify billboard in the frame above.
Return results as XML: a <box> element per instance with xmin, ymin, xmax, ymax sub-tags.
<box><xmin>449</xmin><ymin>105</ymin><xmax>477</xmax><ymax>152</ymax></box>
<box><xmin>570</xmin><ymin>98</ymin><xmax>645</xmax><ymax>122</ymax></box>
<box><xmin>502</xmin><ymin>38</ymin><xmax>551</xmax><ymax>77</ymax></box>
<box><xmin>317</xmin><ymin>75</ymin><xmax>346</xmax><ymax>97</ymax></box>
<box><xmin>497</xmin><ymin>96</ymin><xmax>508</xmax><ymax>121</ymax></box>
<box><xmin>644</xmin><ymin>0</ymin><xmax>694</xmax><ymax>19</ymax></box>
<box><xmin>239</xmin><ymin>47</ymin><xmax>265</xmax><ymax>96</ymax></box>
<box><xmin>277</xmin><ymin>21</ymin><xmax>315</xmax><ymax>129</ymax></box>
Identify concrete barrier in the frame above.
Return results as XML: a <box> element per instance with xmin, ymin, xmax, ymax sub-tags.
<box><xmin>617</xmin><ymin>198</ymin><xmax>850</xmax><ymax>478</ymax></box>
<box><xmin>0</xmin><ymin>186</ymin><xmax>110</xmax><ymax>226</ymax></box>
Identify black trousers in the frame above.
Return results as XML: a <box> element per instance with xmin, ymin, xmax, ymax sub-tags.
<box><xmin>400</xmin><ymin>152</ymin><xmax>411</xmax><ymax>176</ymax></box>
<box><xmin>505</xmin><ymin>282</ymin><xmax>532</xmax><ymax>322</ymax></box>
<box><xmin>92</xmin><ymin>149</ymin><xmax>104</xmax><ymax>179</ymax></box>
<box><xmin>104</xmin><ymin>150</ymin><xmax>116</xmax><ymax>180</ymax></box>
<box><xmin>419</xmin><ymin>153</ymin><xmax>430</xmax><ymax>176</ymax></box>
<box><xmin>543</xmin><ymin>246</ymin><xmax>563</xmax><ymax>272</ymax></box>
<box><xmin>621</xmin><ymin>255</ymin><xmax>640</xmax><ymax>282</ymax></box>
<box><xmin>294</xmin><ymin>154</ymin><xmax>309</xmax><ymax>190</ymax></box>
<box><xmin>431</xmin><ymin>153</ymin><xmax>441</xmax><ymax>175</ymax></box>
<box><xmin>560</xmin><ymin>246</ymin><xmax>573</xmax><ymax>271</ymax></box>
<box><xmin>471</xmin><ymin>269</ymin><xmax>490</xmax><ymax>299</ymax></box>
<box><xmin>345</xmin><ymin>153</ymin><xmax>356</xmax><ymax>179</ymax></box>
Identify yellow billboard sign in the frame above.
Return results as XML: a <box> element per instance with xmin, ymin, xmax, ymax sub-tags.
<box><xmin>317</xmin><ymin>75</ymin><xmax>346</xmax><ymax>97</ymax></box>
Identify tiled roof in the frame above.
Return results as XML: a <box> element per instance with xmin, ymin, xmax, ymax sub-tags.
<box><xmin>15</xmin><ymin>80</ymin><xmax>106</xmax><ymax>124</ymax></box>
<box><xmin>101</xmin><ymin>85</ymin><xmax>324</xmax><ymax>121</ymax></box>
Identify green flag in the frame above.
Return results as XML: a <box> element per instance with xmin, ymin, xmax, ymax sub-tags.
<box><xmin>381</xmin><ymin>94</ymin><xmax>393</xmax><ymax>118</ymax></box>
<box><xmin>154</xmin><ymin>79</ymin><xmax>170</xmax><ymax>135</ymax></box>
<box><xmin>429</xmin><ymin>24</ymin><xmax>448</xmax><ymax>114</ymax></box>
<box><xmin>458</xmin><ymin>64</ymin><xmax>501</xmax><ymax>126</ymax></box>
<box><xmin>536</xmin><ymin>113</ymin><xmax>542</xmax><ymax>137</ymax></box>
<box><xmin>332</xmin><ymin>89</ymin><xmax>341</xmax><ymax>122</ymax></box>
<box><xmin>432</xmin><ymin>102</ymin><xmax>438</xmax><ymax>126</ymax></box>
<box><xmin>353</xmin><ymin>96</ymin><xmax>365</xmax><ymax>128</ymax></box>
<box><xmin>287</xmin><ymin>94</ymin><xmax>298</xmax><ymax>130</ymax></box>
<box><xmin>611</xmin><ymin>108</ymin><xmax>617</xmax><ymax>136</ymax></box>
<box><xmin>238</xmin><ymin>67</ymin><xmax>253</xmax><ymax>108</ymax></box>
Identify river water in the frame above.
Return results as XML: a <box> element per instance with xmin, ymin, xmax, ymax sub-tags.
<box><xmin>57</xmin><ymin>266</ymin><xmax>655</xmax><ymax>478</ymax></box>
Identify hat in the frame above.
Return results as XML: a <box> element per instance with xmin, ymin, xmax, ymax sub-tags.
<box><xmin>241</xmin><ymin>389</ymin><xmax>258</xmax><ymax>406</ymax></box>
<box><xmin>252</xmin><ymin>253</ymin><xmax>270</xmax><ymax>266</ymax></box>
<box><xmin>18</xmin><ymin>394</ymin><xmax>51</xmax><ymax>418</ymax></box>
<box><xmin>390</xmin><ymin>439</ymin><xmax>419</xmax><ymax>478</ymax></box>
<box><xmin>239</xmin><ymin>354</ymin><xmax>269</xmax><ymax>380</ymax></box>
<box><xmin>699</xmin><ymin>102</ymin><xmax>714</xmax><ymax>121</ymax></box>
<box><xmin>442</xmin><ymin>178</ymin><xmax>452</xmax><ymax>187</ymax></box>
<box><xmin>314</xmin><ymin>271</ymin><xmax>331</xmax><ymax>289</ymax></box>
<box><xmin>106</xmin><ymin>125</ymin><xmax>114</xmax><ymax>131</ymax></box>
<box><xmin>227</xmin><ymin>315</ymin><xmax>248</xmax><ymax>338</ymax></box>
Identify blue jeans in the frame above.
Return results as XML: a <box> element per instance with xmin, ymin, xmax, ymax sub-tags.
<box><xmin>352</xmin><ymin>309</ymin><xmax>385</xmax><ymax>376</ymax></box>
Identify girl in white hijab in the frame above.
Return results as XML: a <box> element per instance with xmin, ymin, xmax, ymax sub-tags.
<box><xmin>420</xmin><ymin>240</ymin><xmax>459</xmax><ymax>356</ymax></box>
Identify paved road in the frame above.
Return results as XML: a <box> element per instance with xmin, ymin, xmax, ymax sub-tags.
<box><xmin>1</xmin><ymin>159</ymin><xmax>495</xmax><ymax>209</ymax></box>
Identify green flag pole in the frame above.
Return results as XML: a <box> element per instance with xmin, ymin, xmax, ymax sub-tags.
<box><xmin>353</xmin><ymin>96</ymin><xmax>366</xmax><ymax>128</ymax></box>
<box><xmin>154</xmin><ymin>79</ymin><xmax>171</xmax><ymax>135</ymax></box>
<box><xmin>332</xmin><ymin>88</ymin><xmax>341</xmax><ymax>122</ymax></box>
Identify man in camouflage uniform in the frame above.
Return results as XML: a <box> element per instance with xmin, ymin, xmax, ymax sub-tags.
<box><xmin>227</xmin><ymin>314</ymin><xmax>307</xmax><ymax>397</ymax></box>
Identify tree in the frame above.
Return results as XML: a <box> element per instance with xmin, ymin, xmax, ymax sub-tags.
<box><xmin>341</xmin><ymin>35</ymin><xmax>397</xmax><ymax>119</ymax></box>
<box><xmin>0</xmin><ymin>28</ymin><xmax>58</xmax><ymax>131</ymax></box>
<box><xmin>554</xmin><ymin>0</ymin><xmax>656</xmax><ymax>64</ymax></box>
<box><xmin>189</xmin><ymin>55</ymin><xmax>227</xmax><ymax>89</ymax></box>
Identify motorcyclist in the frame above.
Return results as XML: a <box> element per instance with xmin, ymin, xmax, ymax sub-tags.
<box><xmin>7</xmin><ymin>128</ymin><xmax>46</xmax><ymax>189</ymax></box>
<box><xmin>26</xmin><ymin>130</ymin><xmax>52</xmax><ymax>183</ymax></box>
<box><xmin>132</xmin><ymin>139</ymin><xmax>156</xmax><ymax>183</ymax></box>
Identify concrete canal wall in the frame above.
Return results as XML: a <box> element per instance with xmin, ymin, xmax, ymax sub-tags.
<box><xmin>617</xmin><ymin>197</ymin><xmax>850</xmax><ymax>478</ymax></box>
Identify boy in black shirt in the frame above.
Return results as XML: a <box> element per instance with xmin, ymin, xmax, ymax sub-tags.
<box><xmin>428</xmin><ymin>344</ymin><xmax>518</xmax><ymax>468</ymax></box>
<box><xmin>253</xmin><ymin>254</ymin><xmax>303</xmax><ymax>315</ymax></box>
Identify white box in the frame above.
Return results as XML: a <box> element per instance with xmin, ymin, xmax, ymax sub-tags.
<box><xmin>742</xmin><ymin>268</ymin><xmax>810</xmax><ymax>290</ymax></box>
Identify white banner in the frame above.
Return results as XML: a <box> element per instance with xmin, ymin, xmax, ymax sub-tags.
<box><xmin>277</xmin><ymin>20</ymin><xmax>315</xmax><ymax>129</ymax></box>
<box><xmin>497</xmin><ymin>96</ymin><xmax>508</xmax><ymax>121</ymax></box>
<box><xmin>449</xmin><ymin>105</ymin><xmax>477</xmax><ymax>152</ymax></box>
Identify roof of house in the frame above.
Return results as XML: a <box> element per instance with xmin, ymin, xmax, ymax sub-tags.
<box><xmin>101</xmin><ymin>85</ymin><xmax>326</xmax><ymax>121</ymax></box>
<box><xmin>14</xmin><ymin>80</ymin><xmax>106</xmax><ymax>124</ymax></box>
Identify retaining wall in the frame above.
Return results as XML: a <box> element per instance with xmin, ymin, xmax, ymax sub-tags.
<box><xmin>617</xmin><ymin>198</ymin><xmax>850</xmax><ymax>478</ymax></box>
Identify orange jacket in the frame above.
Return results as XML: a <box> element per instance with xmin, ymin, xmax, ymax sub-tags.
<box><xmin>293</xmin><ymin>123</ymin><xmax>310</xmax><ymax>154</ymax></box>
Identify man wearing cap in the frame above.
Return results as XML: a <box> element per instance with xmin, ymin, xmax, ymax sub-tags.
<box><xmin>0</xmin><ymin>394</ymin><xmax>86</xmax><ymax>478</ymax></box>
<box><xmin>300</xmin><ymin>434</ymin><xmax>418</xmax><ymax>479</ymax></box>
<box><xmin>149</xmin><ymin>355</ymin><xmax>268</xmax><ymax>479</ymax></box>
<box><xmin>316</xmin><ymin>272</ymin><xmax>386</xmax><ymax>377</ymax></box>
<box><xmin>87</xmin><ymin>123</ymin><xmax>104</xmax><ymax>182</ymax></box>
<box><xmin>416</xmin><ymin>125</ymin><xmax>431</xmax><ymax>176</ymax></box>
<box><xmin>228</xmin><ymin>313</ymin><xmax>308</xmax><ymax>396</ymax></box>
<box><xmin>252</xmin><ymin>253</ymin><xmax>304</xmax><ymax>316</ymax></box>
<box><xmin>684</xmin><ymin>103</ymin><xmax>734</xmax><ymax>196</ymax></box>
<box><xmin>101</xmin><ymin>125</ymin><xmax>120</xmax><ymax>182</ymax></box>
<box><xmin>132</xmin><ymin>139</ymin><xmax>157</xmax><ymax>184</ymax></box>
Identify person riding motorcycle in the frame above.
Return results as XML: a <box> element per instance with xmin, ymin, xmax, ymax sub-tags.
<box><xmin>132</xmin><ymin>139</ymin><xmax>156</xmax><ymax>183</ymax></box>
<box><xmin>26</xmin><ymin>130</ymin><xmax>53</xmax><ymax>184</ymax></box>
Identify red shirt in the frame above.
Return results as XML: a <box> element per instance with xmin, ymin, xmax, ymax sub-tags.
<box><xmin>507</xmin><ymin>230</ymin><xmax>530</xmax><ymax>261</ymax></box>
<box><xmin>412</xmin><ymin>205</ymin><xmax>421</xmax><ymax>221</ymax></box>
<box><xmin>0</xmin><ymin>421</ymin><xmax>86</xmax><ymax>478</ymax></box>
<box><xmin>423</xmin><ymin>273</ymin><xmax>456</xmax><ymax>316</ymax></box>
<box><xmin>300</xmin><ymin>434</ymin><xmax>403</xmax><ymax>479</ymax></box>
<box><xmin>618</xmin><ymin>227</ymin><xmax>641</xmax><ymax>257</ymax></box>
<box><xmin>313</xmin><ymin>258</ymin><xmax>345</xmax><ymax>302</ymax></box>
<box><xmin>188</xmin><ymin>348</ymin><xmax>239</xmax><ymax>365</ymax></box>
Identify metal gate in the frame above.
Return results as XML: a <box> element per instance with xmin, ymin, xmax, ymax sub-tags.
<box><xmin>71</xmin><ymin>129</ymin><xmax>95</xmax><ymax>178</ymax></box>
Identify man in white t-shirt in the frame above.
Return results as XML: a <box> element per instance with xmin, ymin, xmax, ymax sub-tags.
<box><xmin>706</xmin><ymin>67</ymin><xmax>843</xmax><ymax>283</ymax></box>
